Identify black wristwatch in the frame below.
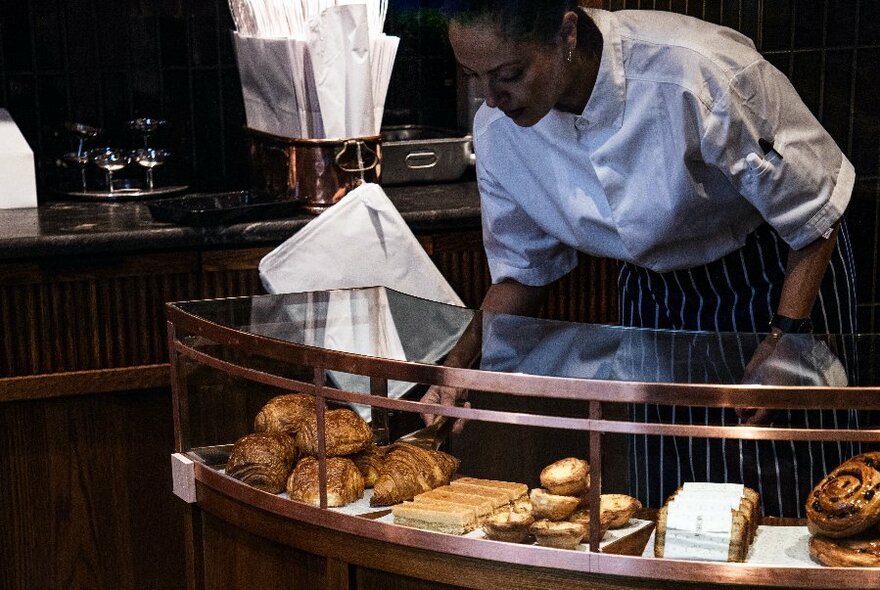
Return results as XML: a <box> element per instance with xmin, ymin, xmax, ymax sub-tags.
<box><xmin>769</xmin><ymin>313</ymin><xmax>813</xmax><ymax>334</ymax></box>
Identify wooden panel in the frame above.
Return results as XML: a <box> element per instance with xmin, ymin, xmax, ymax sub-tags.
<box><xmin>0</xmin><ymin>388</ymin><xmax>186</xmax><ymax>590</ymax></box>
<box><xmin>0</xmin><ymin>253</ymin><xmax>200</xmax><ymax>378</ymax></box>
<box><xmin>201</xmin><ymin>511</ymin><xmax>347</xmax><ymax>590</ymax></box>
<box><xmin>195</xmin><ymin>485</ymin><xmax>675</xmax><ymax>590</ymax></box>
<box><xmin>0</xmin><ymin>365</ymin><xmax>170</xmax><ymax>402</ymax></box>
<box><xmin>355</xmin><ymin>567</ymin><xmax>463</xmax><ymax>590</ymax></box>
<box><xmin>201</xmin><ymin>247</ymin><xmax>272</xmax><ymax>299</ymax></box>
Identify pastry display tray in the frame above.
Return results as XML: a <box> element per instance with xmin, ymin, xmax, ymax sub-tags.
<box><xmin>375</xmin><ymin>512</ymin><xmax>655</xmax><ymax>555</ymax></box>
<box><xmin>642</xmin><ymin>525</ymin><xmax>821</xmax><ymax>567</ymax></box>
<box><xmin>147</xmin><ymin>191</ymin><xmax>298</xmax><ymax>226</ymax></box>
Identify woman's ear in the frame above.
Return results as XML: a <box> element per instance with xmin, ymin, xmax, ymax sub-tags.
<box><xmin>560</xmin><ymin>10</ymin><xmax>579</xmax><ymax>50</ymax></box>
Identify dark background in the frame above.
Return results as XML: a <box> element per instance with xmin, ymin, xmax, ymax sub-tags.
<box><xmin>0</xmin><ymin>0</ymin><xmax>878</xmax><ymax>329</ymax></box>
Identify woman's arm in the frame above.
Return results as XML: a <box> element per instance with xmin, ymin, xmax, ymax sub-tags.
<box><xmin>420</xmin><ymin>279</ymin><xmax>549</xmax><ymax>425</ymax></box>
<box><xmin>775</xmin><ymin>221</ymin><xmax>840</xmax><ymax>320</ymax></box>
<box><xmin>739</xmin><ymin>221</ymin><xmax>841</xmax><ymax>424</ymax></box>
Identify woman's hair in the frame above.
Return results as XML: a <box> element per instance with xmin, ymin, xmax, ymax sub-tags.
<box><xmin>443</xmin><ymin>1</ymin><xmax>599</xmax><ymax>53</ymax></box>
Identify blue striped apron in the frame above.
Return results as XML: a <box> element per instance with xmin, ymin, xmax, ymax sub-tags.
<box><xmin>618</xmin><ymin>221</ymin><xmax>865</xmax><ymax>517</ymax></box>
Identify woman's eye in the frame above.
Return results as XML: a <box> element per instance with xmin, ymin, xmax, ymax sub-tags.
<box><xmin>497</xmin><ymin>70</ymin><xmax>522</xmax><ymax>82</ymax></box>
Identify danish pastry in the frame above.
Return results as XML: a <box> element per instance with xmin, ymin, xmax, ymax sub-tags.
<box><xmin>806</xmin><ymin>452</ymin><xmax>880</xmax><ymax>539</ymax></box>
<box><xmin>809</xmin><ymin>531</ymin><xmax>880</xmax><ymax>567</ymax></box>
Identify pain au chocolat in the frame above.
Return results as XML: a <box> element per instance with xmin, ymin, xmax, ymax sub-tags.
<box><xmin>806</xmin><ymin>451</ymin><xmax>880</xmax><ymax>539</ymax></box>
<box><xmin>295</xmin><ymin>408</ymin><xmax>373</xmax><ymax>457</ymax></box>
<box><xmin>286</xmin><ymin>456</ymin><xmax>365</xmax><ymax>507</ymax></box>
<box><xmin>226</xmin><ymin>431</ymin><xmax>298</xmax><ymax>493</ymax></box>
<box><xmin>254</xmin><ymin>393</ymin><xmax>316</xmax><ymax>437</ymax></box>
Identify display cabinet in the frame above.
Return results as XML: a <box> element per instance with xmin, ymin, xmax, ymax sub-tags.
<box><xmin>166</xmin><ymin>287</ymin><xmax>880</xmax><ymax>590</ymax></box>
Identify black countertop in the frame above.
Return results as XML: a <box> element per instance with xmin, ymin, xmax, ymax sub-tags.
<box><xmin>0</xmin><ymin>182</ymin><xmax>480</xmax><ymax>261</ymax></box>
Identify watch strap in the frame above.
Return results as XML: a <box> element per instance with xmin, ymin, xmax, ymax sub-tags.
<box><xmin>769</xmin><ymin>314</ymin><xmax>813</xmax><ymax>334</ymax></box>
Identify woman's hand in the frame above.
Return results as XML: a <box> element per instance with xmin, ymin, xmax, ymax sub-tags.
<box><xmin>738</xmin><ymin>331</ymin><xmax>848</xmax><ymax>424</ymax></box>
<box><xmin>419</xmin><ymin>384</ymin><xmax>470</xmax><ymax>432</ymax></box>
<box><xmin>737</xmin><ymin>332</ymin><xmax>780</xmax><ymax>425</ymax></box>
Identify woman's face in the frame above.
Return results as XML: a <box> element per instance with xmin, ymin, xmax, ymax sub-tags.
<box><xmin>449</xmin><ymin>22</ymin><xmax>570</xmax><ymax>127</ymax></box>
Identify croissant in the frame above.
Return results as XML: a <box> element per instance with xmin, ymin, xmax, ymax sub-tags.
<box><xmin>351</xmin><ymin>444</ymin><xmax>387</xmax><ymax>488</ymax></box>
<box><xmin>370</xmin><ymin>442</ymin><xmax>460</xmax><ymax>506</ymax></box>
<box><xmin>226</xmin><ymin>432</ymin><xmax>297</xmax><ymax>493</ymax></box>
<box><xmin>254</xmin><ymin>393</ymin><xmax>316</xmax><ymax>436</ymax></box>
<box><xmin>806</xmin><ymin>452</ymin><xmax>880</xmax><ymax>538</ymax></box>
<box><xmin>286</xmin><ymin>456</ymin><xmax>365</xmax><ymax>507</ymax></box>
<box><xmin>295</xmin><ymin>408</ymin><xmax>373</xmax><ymax>457</ymax></box>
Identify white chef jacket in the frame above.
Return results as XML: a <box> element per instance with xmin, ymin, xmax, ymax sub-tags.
<box><xmin>474</xmin><ymin>8</ymin><xmax>855</xmax><ymax>284</ymax></box>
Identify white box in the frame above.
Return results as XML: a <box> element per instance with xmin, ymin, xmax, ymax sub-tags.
<box><xmin>0</xmin><ymin>109</ymin><xmax>38</xmax><ymax>209</ymax></box>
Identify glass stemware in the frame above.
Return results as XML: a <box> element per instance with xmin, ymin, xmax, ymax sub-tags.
<box><xmin>132</xmin><ymin>148</ymin><xmax>169</xmax><ymax>191</ymax></box>
<box><xmin>129</xmin><ymin>118</ymin><xmax>166</xmax><ymax>148</ymax></box>
<box><xmin>90</xmin><ymin>148</ymin><xmax>130</xmax><ymax>193</ymax></box>
<box><xmin>61</xmin><ymin>151</ymin><xmax>91</xmax><ymax>192</ymax></box>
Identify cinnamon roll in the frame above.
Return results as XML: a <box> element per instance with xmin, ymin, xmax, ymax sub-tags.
<box><xmin>809</xmin><ymin>530</ymin><xmax>880</xmax><ymax>567</ymax></box>
<box><xmin>806</xmin><ymin>452</ymin><xmax>880</xmax><ymax>538</ymax></box>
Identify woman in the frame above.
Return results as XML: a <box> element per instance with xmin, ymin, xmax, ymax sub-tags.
<box><xmin>422</xmin><ymin>1</ymin><xmax>862</xmax><ymax>517</ymax></box>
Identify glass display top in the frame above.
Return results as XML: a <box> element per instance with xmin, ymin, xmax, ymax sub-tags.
<box><xmin>171</xmin><ymin>286</ymin><xmax>880</xmax><ymax>388</ymax></box>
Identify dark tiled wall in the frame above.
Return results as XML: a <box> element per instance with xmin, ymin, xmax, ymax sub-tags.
<box><xmin>1</xmin><ymin>0</ymin><xmax>879</xmax><ymax>328</ymax></box>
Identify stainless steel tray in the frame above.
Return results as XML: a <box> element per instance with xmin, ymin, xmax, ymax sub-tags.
<box><xmin>52</xmin><ymin>180</ymin><xmax>189</xmax><ymax>201</ymax></box>
<box><xmin>380</xmin><ymin>126</ymin><xmax>474</xmax><ymax>185</ymax></box>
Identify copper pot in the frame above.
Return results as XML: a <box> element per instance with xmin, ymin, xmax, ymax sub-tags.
<box><xmin>245</xmin><ymin>128</ymin><xmax>382</xmax><ymax>214</ymax></box>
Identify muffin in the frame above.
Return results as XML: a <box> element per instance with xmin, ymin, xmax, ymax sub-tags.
<box><xmin>600</xmin><ymin>494</ymin><xmax>642</xmax><ymax>529</ymax></box>
<box><xmin>540</xmin><ymin>457</ymin><xmax>590</xmax><ymax>496</ymax></box>
<box><xmin>482</xmin><ymin>509</ymin><xmax>535</xmax><ymax>543</ymax></box>
<box><xmin>529</xmin><ymin>488</ymin><xmax>579</xmax><ymax>521</ymax></box>
<box><xmin>530</xmin><ymin>519</ymin><xmax>587</xmax><ymax>550</ymax></box>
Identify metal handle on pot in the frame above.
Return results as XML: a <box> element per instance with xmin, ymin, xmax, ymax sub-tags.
<box><xmin>335</xmin><ymin>140</ymin><xmax>379</xmax><ymax>173</ymax></box>
<box><xmin>404</xmin><ymin>150</ymin><xmax>439</xmax><ymax>170</ymax></box>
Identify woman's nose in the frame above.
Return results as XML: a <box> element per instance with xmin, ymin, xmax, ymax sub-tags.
<box><xmin>482</xmin><ymin>81</ymin><xmax>505</xmax><ymax>109</ymax></box>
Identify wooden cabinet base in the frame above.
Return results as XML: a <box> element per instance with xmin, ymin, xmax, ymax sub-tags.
<box><xmin>189</xmin><ymin>483</ymin><xmax>766</xmax><ymax>590</ymax></box>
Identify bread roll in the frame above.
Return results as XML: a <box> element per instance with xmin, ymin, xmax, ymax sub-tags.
<box><xmin>295</xmin><ymin>408</ymin><xmax>373</xmax><ymax>457</ymax></box>
<box><xmin>286</xmin><ymin>456</ymin><xmax>364</xmax><ymax>507</ymax></box>
<box><xmin>226</xmin><ymin>432</ymin><xmax>297</xmax><ymax>493</ymax></box>
<box><xmin>806</xmin><ymin>451</ymin><xmax>880</xmax><ymax>539</ymax></box>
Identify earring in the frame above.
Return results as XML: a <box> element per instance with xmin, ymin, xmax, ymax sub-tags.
<box><xmin>567</xmin><ymin>48</ymin><xmax>573</xmax><ymax>63</ymax></box>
